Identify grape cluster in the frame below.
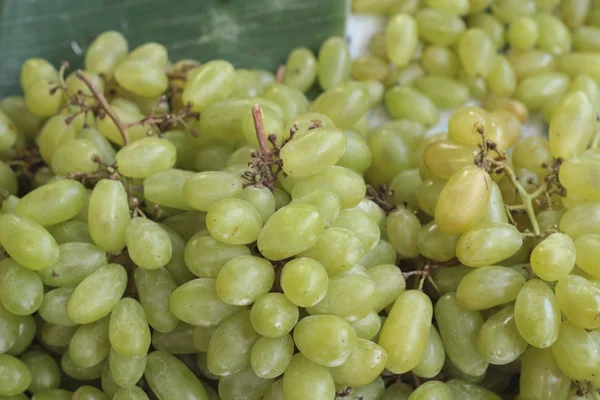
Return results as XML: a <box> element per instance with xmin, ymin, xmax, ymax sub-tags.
<box><xmin>1</xmin><ymin>0</ymin><xmax>600</xmax><ymax>398</ymax></box>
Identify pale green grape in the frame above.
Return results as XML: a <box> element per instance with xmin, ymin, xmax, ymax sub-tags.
<box><xmin>457</xmin><ymin>266</ymin><xmax>525</xmax><ymax>310</ymax></box>
<box><xmin>516</xmin><ymin>72</ymin><xmax>570</xmax><ymax>111</ymax></box>
<box><xmin>413</xmin><ymin>76</ymin><xmax>469</xmax><ymax>109</ymax></box>
<box><xmin>367</xmin><ymin>264</ymin><xmax>406</xmax><ymax>312</ymax></box>
<box><xmin>134</xmin><ymin>267</ymin><xmax>178</xmax><ymax>333</ymax></box>
<box><xmin>417</xmin><ymin>179</ymin><xmax>446</xmax><ymax>216</ymax></box>
<box><xmin>386</xmin><ymin>14</ymin><xmax>419</xmax><ymax>67</ymax></box>
<box><xmin>109</xmin><ymin>298</ymin><xmax>150</xmax><ymax>358</ymax></box>
<box><xmin>0</xmin><ymin>96</ymin><xmax>44</xmax><ymax>141</ymax></box>
<box><xmin>549</xmin><ymin>92</ymin><xmax>595</xmax><ymax>160</ymax></box>
<box><xmin>519</xmin><ymin>347</ymin><xmax>571</xmax><ymax>400</ymax></box>
<box><xmin>423</xmin><ymin>140</ymin><xmax>477</xmax><ymax>180</ymax></box>
<box><xmin>206</xmin><ymin>198</ymin><xmax>263</xmax><ymax>245</ymax></box>
<box><xmin>351</xmin><ymin>55</ymin><xmax>389</xmax><ymax>81</ymax></box>
<box><xmin>530</xmin><ymin>232</ymin><xmax>576</xmax><ymax>281</ymax></box>
<box><xmin>24</xmin><ymin>79</ymin><xmax>64</xmax><ymax>117</ymax></box>
<box><xmin>50</xmin><ymin>138</ymin><xmax>102</xmax><ymax>176</ymax></box>
<box><xmin>67</xmin><ymin>263</ymin><xmax>127</xmax><ymax>324</ymax></box>
<box><xmin>447</xmin><ymin>105</ymin><xmax>491</xmax><ymax>147</ymax></box>
<box><xmin>486</xmin><ymin>55</ymin><xmax>517</xmax><ymax>97</ymax></box>
<box><xmin>184</xmin><ymin>234</ymin><xmax>250</xmax><ymax>278</ymax></box>
<box><xmin>289</xmin><ymin>191</ymin><xmax>339</xmax><ymax>230</ymax></box>
<box><xmin>126</xmin><ymin>42</ymin><xmax>167</xmax><ymax>66</ymax></box>
<box><xmin>77</xmin><ymin>127</ymin><xmax>117</xmax><ymax>165</ymax></box>
<box><xmin>183</xmin><ymin>171</ymin><xmax>243</xmax><ymax>212</ymax></box>
<box><xmin>312</xmin><ymin>83</ymin><xmax>368</xmax><ymax>129</ymax></box>
<box><xmin>366</xmin><ymin>124</ymin><xmax>413</xmax><ymax>186</ymax></box>
<box><xmin>379</xmin><ymin>290</ymin><xmax>432</xmax><ymax>374</ymax></box>
<box><xmin>551</xmin><ymin>321</ymin><xmax>600</xmax><ymax>381</ymax></box>
<box><xmin>418</xmin><ymin>221</ymin><xmax>460</xmax><ymax>262</ymax></box>
<box><xmin>250</xmin><ymin>335</ymin><xmax>294</xmax><ymax>379</ymax></box>
<box><xmin>113</xmin><ymin>386</ymin><xmax>149</xmax><ymax>400</ymax></box>
<box><xmin>126</xmin><ymin>218</ymin><xmax>172</xmax><ymax>270</ymax></box>
<box><xmin>468</xmin><ymin>13</ymin><xmax>506</xmax><ymax>49</ymax></box>
<box><xmin>0</xmin><ymin>161</ymin><xmax>18</xmax><ymax>195</ymax></box>
<box><xmin>458</xmin><ymin>29</ymin><xmax>496</xmax><ymax>78</ymax></box>
<box><xmin>36</xmin><ymin>115</ymin><xmax>77</xmax><ymax>164</ymax></box>
<box><xmin>280</xmin><ymin>258</ymin><xmax>329</xmax><ymax>307</ymax></box>
<box><xmin>283</xmin><ymin>353</ymin><xmax>335</xmax><ymax>400</ymax></box>
<box><xmin>446</xmin><ymin>379</ymin><xmax>501</xmax><ymax>400</ymax></box>
<box><xmin>281</xmin><ymin>127</ymin><xmax>346</xmax><ymax>177</ymax></box>
<box><xmin>330</xmin><ymin>338</ymin><xmax>387</xmax><ymax>387</ymax></box>
<box><xmin>114</xmin><ymin>60</ymin><xmax>168</xmax><ymax>97</ymax></box>
<box><xmin>6</xmin><ymin>314</ymin><xmax>35</xmax><ymax>357</ymax></box>
<box><xmin>31</xmin><ymin>389</ymin><xmax>73</xmax><ymax>400</ymax></box>
<box><xmin>456</xmin><ymin>223</ymin><xmax>523</xmax><ymax>267</ymax></box>
<box><xmin>250</xmin><ymin>293</ymin><xmax>299</xmax><ymax>338</ymax></box>
<box><xmin>108</xmin><ymin>348</ymin><xmax>146</xmax><ymax>388</ymax></box>
<box><xmin>415</xmin><ymin>8</ymin><xmax>466</xmax><ymax>46</ymax></box>
<box><xmin>145</xmin><ymin>351</ymin><xmax>209</xmax><ymax>400</ymax></box>
<box><xmin>72</xmin><ymin>385</ymin><xmax>110</xmax><ymax>400</ymax></box>
<box><xmin>68</xmin><ymin>317</ymin><xmax>110</xmax><ymax>368</ymax></box>
<box><xmin>332</xmin><ymin>209</ymin><xmax>380</xmax><ymax>252</ymax></box>
<box><xmin>263</xmin><ymin>84</ymin><xmax>309</xmax><ymax>124</ymax></box>
<box><xmin>61</xmin><ymin>354</ymin><xmax>103</xmax><ymax>382</ymax></box>
<box><xmin>575</xmin><ymin>234</ymin><xmax>600</xmax><ymax>279</ymax></box>
<box><xmin>508</xmin><ymin>17</ymin><xmax>539</xmax><ymax>51</ymax></box>
<box><xmin>116</xmin><ymin>137</ymin><xmax>176</xmax><ymax>178</ymax></box>
<box><xmin>195</xmin><ymin>144</ymin><xmax>231</xmax><ymax>172</ymax></box>
<box><xmin>533</xmin><ymin>13</ymin><xmax>572</xmax><ymax>55</ymax></box>
<box><xmin>237</xmin><ymin>186</ymin><xmax>276</xmax><ymax>223</ymax></box>
<box><xmin>292</xmin><ymin>166</ymin><xmax>366</xmax><ymax>209</ymax></box>
<box><xmin>386</xmin><ymin>207</ymin><xmax>421</xmax><ymax>259</ymax></box>
<box><xmin>408</xmin><ymin>381</ymin><xmax>453</xmax><ymax>400</ymax></box>
<box><xmin>385</xmin><ymin>62</ymin><xmax>425</xmax><ymax>87</ymax></box>
<box><xmin>151</xmin><ymin>322</ymin><xmax>196</xmax><ymax>354</ymax></box>
<box><xmin>20</xmin><ymin>58</ymin><xmax>57</xmax><ymax>91</ymax></box>
<box><xmin>560</xmin><ymin>203</ymin><xmax>600</xmax><ymax>239</ymax></box>
<box><xmin>170</xmin><ymin>278</ymin><xmax>241</xmax><ymax>327</ymax></box>
<box><xmin>37</xmin><ymin>287</ymin><xmax>75</xmax><ymax>326</ymax></box>
<box><xmin>351</xmin><ymin>199</ymin><xmax>387</xmax><ymax>234</ymax></box>
<box><xmin>385</xmin><ymin>86</ymin><xmax>439</xmax><ymax>126</ymax></box>
<box><xmin>207</xmin><ymin>310</ymin><xmax>260</xmax><ymax>376</ymax></box>
<box><xmin>19</xmin><ymin>350</ymin><xmax>60</xmax><ymax>394</ymax></box>
<box><xmin>216</xmin><ymin>255</ymin><xmax>275</xmax><ymax>306</ymax></box>
<box><xmin>193</xmin><ymin>325</ymin><xmax>217</xmax><ymax>352</ymax></box>
<box><xmin>514</xmin><ymin>279</ymin><xmax>561</xmax><ymax>348</ymax></box>
<box><xmin>85</xmin><ymin>31</ymin><xmax>128</xmax><ymax>77</ymax></box>
<box><xmin>350</xmin><ymin>312</ymin><xmax>382</xmax><ymax>340</ymax></box>
<box><xmin>435</xmin><ymin>293</ymin><xmax>488</xmax><ymax>376</ymax></box>
<box><xmin>284</xmin><ymin>47</ymin><xmax>318</xmax><ymax>92</ymax></box>
<box><xmin>0</xmin><ymin>214</ymin><xmax>59</xmax><ymax>271</ymax></box>
<box><xmin>293</xmin><ymin>315</ymin><xmax>357</xmax><ymax>367</ymax></box>
<box><xmin>383</xmin><ymin>382</ymin><xmax>413</xmax><ymax>400</ymax></box>
<box><xmin>555</xmin><ymin>275</ymin><xmax>600</xmax><ymax>330</ymax></box>
<box><xmin>560</xmin><ymin>150</ymin><xmax>600</xmax><ymax>201</ymax></box>
<box><xmin>143</xmin><ymin>169</ymin><xmax>194</xmax><ymax>211</ymax></box>
<box><xmin>0</xmin><ymin>111</ymin><xmax>17</xmax><ymax>152</ymax></box>
<box><xmin>0</xmin><ymin>259</ymin><xmax>43</xmax><ymax>316</ymax></box>
<box><xmin>38</xmin><ymin>242</ymin><xmax>107</xmax><ymax>287</ymax></box>
<box><xmin>218</xmin><ymin>365</ymin><xmax>272</xmax><ymax>400</ymax></box>
<box><xmin>262</xmin><ymin>379</ymin><xmax>284</xmax><ymax>400</ymax></box>
<box><xmin>88</xmin><ymin>179</ymin><xmax>130</xmax><ymax>253</ymax></box>
<box><xmin>412</xmin><ymin>325</ymin><xmax>445</xmax><ymax>378</ymax></box>
<box><xmin>420</xmin><ymin>45</ymin><xmax>460</xmax><ymax>78</ymax></box>
<box><xmin>477</xmin><ymin>305</ymin><xmax>527</xmax><ymax>365</ymax></box>
<box><xmin>100</xmin><ymin>363</ymin><xmax>121</xmax><ymax>398</ymax></box>
<box><xmin>390</xmin><ymin>169</ymin><xmax>422</xmax><ymax>210</ymax></box>
<box><xmin>317</xmin><ymin>36</ymin><xmax>351</xmax><ymax>90</ymax></box>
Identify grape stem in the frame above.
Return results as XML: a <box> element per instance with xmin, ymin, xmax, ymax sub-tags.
<box><xmin>252</xmin><ymin>105</ymin><xmax>272</xmax><ymax>158</ymax></box>
<box><xmin>75</xmin><ymin>69</ymin><xmax>130</xmax><ymax>145</ymax></box>
<box><xmin>501</xmin><ymin>165</ymin><xmax>546</xmax><ymax>236</ymax></box>
<box><xmin>275</xmin><ymin>65</ymin><xmax>286</xmax><ymax>83</ymax></box>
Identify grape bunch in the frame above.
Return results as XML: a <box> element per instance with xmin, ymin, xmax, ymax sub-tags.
<box><xmin>1</xmin><ymin>0</ymin><xmax>600</xmax><ymax>398</ymax></box>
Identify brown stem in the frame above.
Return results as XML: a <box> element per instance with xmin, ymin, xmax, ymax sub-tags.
<box><xmin>252</xmin><ymin>105</ymin><xmax>272</xmax><ymax>157</ymax></box>
<box><xmin>76</xmin><ymin>70</ymin><xmax>129</xmax><ymax>145</ymax></box>
<box><xmin>276</xmin><ymin>65</ymin><xmax>286</xmax><ymax>83</ymax></box>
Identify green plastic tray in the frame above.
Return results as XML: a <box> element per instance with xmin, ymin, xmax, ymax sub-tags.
<box><xmin>0</xmin><ymin>0</ymin><xmax>347</xmax><ymax>95</ymax></box>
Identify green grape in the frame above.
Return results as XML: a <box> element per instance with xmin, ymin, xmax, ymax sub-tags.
<box><xmin>184</xmin><ymin>234</ymin><xmax>250</xmax><ymax>278</ymax></box>
<box><xmin>332</xmin><ymin>209</ymin><xmax>380</xmax><ymax>252</ymax></box>
<box><xmin>161</xmin><ymin>130</ymin><xmax>197</xmax><ymax>170</ymax></box>
<box><xmin>134</xmin><ymin>267</ymin><xmax>178</xmax><ymax>333</ymax></box>
<box><xmin>241</xmin><ymin>108</ymin><xmax>285</xmax><ymax>147</ymax></box>
<box><xmin>514</xmin><ymin>279</ymin><xmax>561</xmax><ymax>348</ymax></box>
<box><xmin>420</xmin><ymin>45</ymin><xmax>460</xmax><ymax>78</ymax></box>
<box><xmin>477</xmin><ymin>305</ymin><xmax>527</xmax><ymax>365</ymax></box>
<box><xmin>490</xmin><ymin>0</ymin><xmax>535</xmax><ymax>22</ymax></box>
<box><xmin>365</xmin><ymin>125</ymin><xmax>413</xmax><ymax>186</ymax></box>
<box><xmin>283</xmin><ymin>353</ymin><xmax>335</xmax><ymax>400</ymax></box>
<box><xmin>284</xmin><ymin>48</ymin><xmax>318</xmax><ymax>92</ymax></box>
<box><xmin>151</xmin><ymin>322</ymin><xmax>196</xmax><ymax>354</ymax></box>
<box><xmin>413</xmin><ymin>76</ymin><xmax>469</xmax><ymax>109</ymax></box>
<box><xmin>350</xmin><ymin>312</ymin><xmax>382</xmax><ymax>340</ymax></box>
<box><xmin>358</xmin><ymin>239</ymin><xmax>397</xmax><ymax>269</ymax></box>
<box><xmin>68</xmin><ymin>317</ymin><xmax>110</xmax><ymax>368</ymax></box>
<box><xmin>446</xmin><ymin>379</ymin><xmax>501</xmax><ymax>400</ymax></box>
<box><xmin>16</xmin><ymin>180</ymin><xmax>86</xmax><ymax>226</ymax></box>
<box><xmin>0</xmin><ymin>214</ymin><xmax>59</xmax><ymax>271</ymax></box>
<box><xmin>512</xmin><ymin>136</ymin><xmax>553</xmax><ymax>177</ymax></box>
<box><xmin>336</xmin><ymin>376</ymin><xmax>385</xmax><ymax>400</ymax></box>
<box><xmin>237</xmin><ymin>186</ymin><xmax>276</xmax><ymax>223</ymax></box>
<box><xmin>19</xmin><ymin>58</ymin><xmax>57</xmax><ymax>91</ymax></box>
<box><xmin>196</xmin><ymin>352</ymin><xmax>220</xmax><ymax>381</ymax></box>
<box><xmin>456</xmin><ymin>223</ymin><xmax>523</xmax><ymax>267</ymax></box>
<box><xmin>24</xmin><ymin>79</ymin><xmax>64</xmax><ymax>117</ymax></box>
<box><xmin>77</xmin><ymin>127</ymin><xmax>117</xmax><ymax>165</ymax></box>
<box><xmin>85</xmin><ymin>31</ymin><xmax>128</xmax><ymax>77</ymax></box>
<box><xmin>216</xmin><ymin>255</ymin><xmax>274</xmax><ymax>306</ymax></box>
<box><xmin>432</xmin><ymin>266</ymin><xmax>471</xmax><ymax>294</ymax></box>
<box><xmin>419</xmin><ymin>221</ymin><xmax>460</xmax><ymax>262</ymax></box>
<box><xmin>250</xmin><ymin>293</ymin><xmax>299</xmax><ymax>338</ymax></box>
<box><xmin>207</xmin><ymin>310</ymin><xmax>260</xmax><ymax>376</ymax></box>
<box><xmin>459</xmin><ymin>68</ymin><xmax>488</xmax><ymax>99</ymax></box>
<box><xmin>218</xmin><ymin>365</ymin><xmax>272</xmax><ymax>400</ymax></box>
<box><xmin>0</xmin><ymin>97</ymin><xmax>43</xmax><ymax>141</ymax></box>
<box><xmin>561</xmin><ymin>151</ymin><xmax>600</xmax><ymax>201</ymax></box>
<box><xmin>262</xmin><ymin>84</ymin><xmax>309</xmax><ymax>124</ymax></box>
<box><xmin>573</xmin><ymin>26</ymin><xmax>600</xmax><ymax>51</ymax></box>
<box><xmin>435</xmin><ymin>166</ymin><xmax>492</xmax><ymax>234</ymax></box>
<box><xmin>50</xmin><ymin>138</ymin><xmax>102</xmax><ymax>176</ymax></box>
<box><xmin>182</xmin><ymin>60</ymin><xmax>235</xmax><ymax>112</ymax></box>
<box><xmin>520</xmin><ymin>347</ymin><xmax>570</xmax><ymax>400</ymax></box>
<box><xmin>72</xmin><ymin>386</ymin><xmax>110</xmax><ymax>400</ymax></box>
<box><xmin>281</xmin><ymin>127</ymin><xmax>346</xmax><ymax>177</ymax></box>
<box><xmin>317</xmin><ymin>36</ymin><xmax>351</xmax><ymax>90</ymax></box>
<box><xmin>0</xmin><ymin>354</ymin><xmax>31</xmax><ymax>396</ymax></box>
<box><xmin>478</xmin><ymin>182</ymin><xmax>508</xmax><ymax>225</ymax></box>
<box><xmin>383</xmin><ymin>381</ymin><xmax>413</xmax><ymax>400</ymax></box>
<box><xmin>67</xmin><ymin>263</ymin><xmax>127</xmax><ymax>324</ymax></box>
<box><xmin>575</xmin><ymin>234</ymin><xmax>600</xmax><ymax>279</ymax></box>
<box><xmin>193</xmin><ymin>325</ymin><xmax>217</xmax><ymax>352</ymax></box>
<box><xmin>114</xmin><ymin>60</ymin><xmax>167</xmax><ymax>97</ymax></box>
<box><xmin>0</xmin><ymin>111</ymin><xmax>17</xmax><ymax>152</ymax></box>
<box><xmin>292</xmin><ymin>166</ymin><xmax>366</xmax><ymax>209</ymax></box>
<box><xmin>6</xmin><ymin>315</ymin><xmax>35</xmax><ymax>356</ymax></box>
<box><xmin>468</xmin><ymin>13</ymin><xmax>506</xmax><ymax>50</ymax></box>
<box><xmin>170</xmin><ymin>278</ymin><xmax>241</xmax><ymax>327</ymax></box>
<box><xmin>125</xmin><ymin>218</ymin><xmax>172</xmax><ymax>270</ymax></box>
<box><xmin>367</xmin><ymin>264</ymin><xmax>406</xmax><ymax>312</ymax></box>
<box><xmin>0</xmin><ymin>259</ymin><xmax>43</xmax><ymax>316</ymax></box>
<box><xmin>508</xmin><ymin>17</ymin><xmax>539</xmax><ymax>51</ymax></box>
<box><xmin>65</xmin><ymin>70</ymin><xmax>105</xmax><ymax>107</ymax></box>
<box><xmin>417</xmin><ymin>179</ymin><xmax>445</xmax><ymax>216</ymax></box>
<box><xmin>293</xmin><ymin>315</ymin><xmax>356</xmax><ymax>367</ymax></box>
<box><xmin>96</xmin><ymin>104</ymin><xmax>151</xmax><ymax>145</ymax></box>
<box><xmin>530</xmin><ymin>232</ymin><xmax>576</xmax><ymax>281</ymax></box>
<box><xmin>330</xmin><ymin>338</ymin><xmax>387</xmax><ymax>387</ymax></box>
<box><xmin>549</xmin><ymin>92</ymin><xmax>595</xmax><ymax>160</ymax></box>
<box><xmin>408</xmin><ymin>381</ymin><xmax>453</xmax><ymax>400</ymax></box>
<box><xmin>569</xmin><ymin>74</ymin><xmax>600</xmax><ymax>113</ymax></box>
<box><xmin>386</xmin><ymin>14</ymin><xmax>419</xmax><ymax>67</ymax></box>
<box><xmin>250</xmin><ymin>335</ymin><xmax>294</xmax><ymax>379</ymax></box>
<box><xmin>551</xmin><ymin>321</ymin><xmax>600</xmax><ymax>381</ymax></box>
<box><xmin>115</xmin><ymin>137</ymin><xmax>176</xmax><ymax>178</ymax></box>
<box><xmin>127</xmin><ymin>42</ymin><xmax>168</xmax><ymax>66</ymax></box>
<box><xmin>412</xmin><ymin>325</ymin><xmax>445</xmax><ymax>378</ymax></box>
<box><xmin>183</xmin><ymin>171</ymin><xmax>243</xmax><ymax>212</ymax></box>
<box><xmin>108</xmin><ymin>348</ymin><xmax>146</xmax><ymax>388</ymax></box>
<box><xmin>435</xmin><ymin>293</ymin><xmax>488</xmax><ymax>376</ymax></box>
<box><xmin>143</xmin><ymin>169</ymin><xmax>194</xmax><ymax>211</ymax></box>
<box><xmin>458</xmin><ymin>29</ymin><xmax>495</xmax><ymax>78</ymax></box>
<box><xmin>350</xmin><ymin>56</ymin><xmax>388</xmax><ymax>81</ymax></box>
<box><xmin>415</xmin><ymin>8</ymin><xmax>466</xmax><ymax>46</ymax></box>
<box><xmin>280</xmin><ymin>258</ymin><xmax>329</xmax><ymax>307</ymax></box>
<box><xmin>516</xmin><ymin>72</ymin><xmax>570</xmax><ymax>110</ymax></box>
<box><xmin>457</xmin><ymin>266</ymin><xmax>525</xmax><ymax>310</ymax></box>
<box><xmin>508</xmin><ymin>50</ymin><xmax>555</xmax><ymax>81</ymax></box>
<box><xmin>38</xmin><ymin>242</ymin><xmax>107</xmax><ymax>287</ymax></box>
<box><xmin>0</xmin><ymin>161</ymin><xmax>18</xmax><ymax>195</ymax></box>
<box><xmin>109</xmin><ymin>298</ymin><xmax>150</xmax><ymax>358</ymax></box>
<box><xmin>352</xmin><ymin>0</ymin><xmax>394</xmax><ymax>13</ymax></box>
<box><xmin>533</xmin><ymin>13</ymin><xmax>572</xmax><ymax>55</ymax></box>
<box><xmin>19</xmin><ymin>350</ymin><xmax>60</xmax><ymax>394</ymax></box>
<box><xmin>555</xmin><ymin>275</ymin><xmax>600</xmax><ymax>330</ymax></box>
<box><xmin>336</xmin><ymin>130</ymin><xmax>372</xmax><ymax>174</ymax></box>
<box><xmin>379</xmin><ymin>290</ymin><xmax>432</xmax><ymax>374</ymax></box>
<box><xmin>386</xmin><ymin>207</ymin><xmax>421</xmax><ymax>259</ymax></box>
<box><xmin>423</xmin><ymin>139</ymin><xmax>479</xmax><ymax>180</ymax></box>
<box><xmin>145</xmin><ymin>351</ymin><xmax>209</xmax><ymax>400</ymax></box>
<box><xmin>385</xmin><ymin>86</ymin><xmax>439</xmax><ymax>126</ymax></box>
<box><xmin>312</xmin><ymin>83</ymin><xmax>368</xmax><ymax>129</ymax></box>
<box><xmin>389</xmin><ymin>169</ymin><xmax>421</xmax><ymax>210</ymax></box>
<box><xmin>31</xmin><ymin>389</ymin><xmax>73</xmax><ymax>400</ymax></box>
<box><xmin>113</xmin><ymin>387</ymin><xmax>149</xmax><ymax>400</ymax></box>
<box><xmin>36</xmin><ymin>115</ymin><xmax>77</xmax><ymax>164</ymax></box>
<box><xmin>206</xmin><ymin>198</ymin><xmax>263</xmax><ymax>245</ymax></box>
<box><xmin>560</xmin><ymin>203</ymin><xmax>600</xmax><ymax>239</ymax></box>
<box><xmin>258</xmin><ymin>203</ymin><xmax>324</xmax><ymax>260</ymax></box>
<box><xmin>88</xmin><ymin>179</ymin><xmax>130</xmax><ymax>253</ymax></box>
<box><xmin>262</xmin><ymin>379</ymin><xmax>284</xmax><ymax>400</ymax></box>
<box><xmin>486</xmin><ymin>55</ymin><xmax>517</xmax><ymax>97</ymax></box>
<box><xmin>385</xmin><ymin>62</ymin><xmax>425</xmax><ymax>87</ymax></box>
<box><xmin>100</xmin><ymin>363</ymin><xmax>121</xmax><ymax>398</ymax></box>
<box><xmin>307</xmin><ymin>273</ymin><xmax>378</xmax><ymax>321</ymax></box>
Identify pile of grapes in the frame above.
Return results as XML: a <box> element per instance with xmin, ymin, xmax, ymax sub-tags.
<box><xmin>1</xmin><ymin>0</ymin><xmax>600</xmax><ymax>398</ymax></box>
